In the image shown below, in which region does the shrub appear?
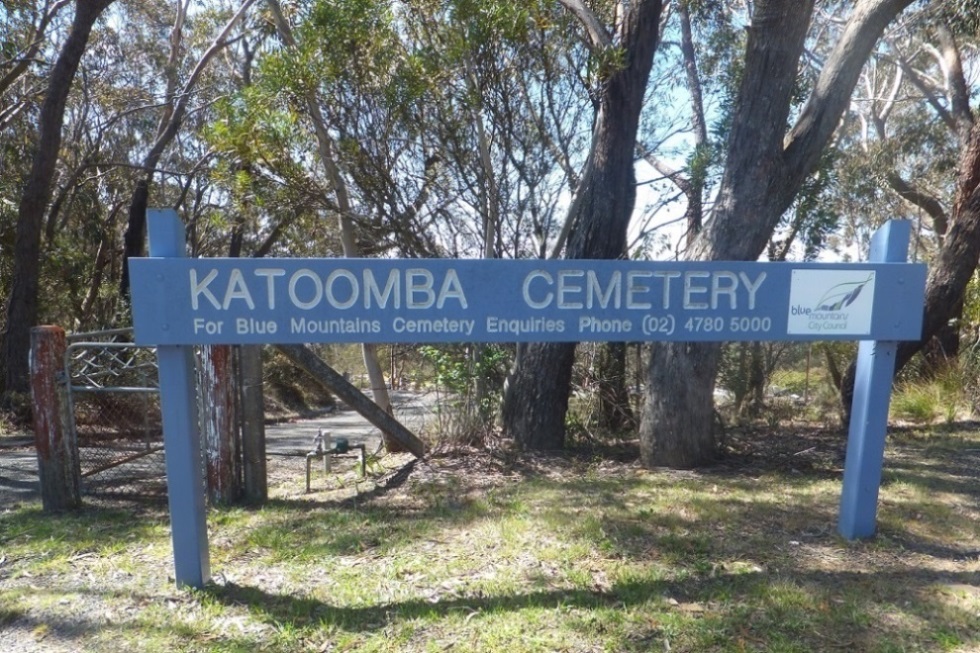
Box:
[890,383,941,424]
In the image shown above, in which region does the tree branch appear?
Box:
[557,0,612,52]
[885,173,948,235]
[891,51,958,134]
[783,0,917,182]
[0,0,72,97]
[935,24,974,138]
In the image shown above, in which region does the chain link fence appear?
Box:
[65,329,166,497]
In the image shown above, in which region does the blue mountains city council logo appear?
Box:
[787,271,876,335]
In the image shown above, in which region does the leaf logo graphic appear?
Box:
[814,274,874,312]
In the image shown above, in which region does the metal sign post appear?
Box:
[132,210,925,589]
[146,210,210,588]
[838,220,911,539]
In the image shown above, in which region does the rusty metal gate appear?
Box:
[65,328,166,497]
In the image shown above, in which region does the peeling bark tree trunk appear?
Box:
[502,0,663,450]
[199,344,241,504]
[239,345,267,503]
[1,0,115,402]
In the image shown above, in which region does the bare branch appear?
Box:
[885,173,948,235]
[557,0,612,52]
[678,3,707,147]
[935,24,974,137]
[891,51,958,134]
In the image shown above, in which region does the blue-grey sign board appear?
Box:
[129,258,925,345]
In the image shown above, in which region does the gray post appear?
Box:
[838,220,910,539]
[146,209,210,588]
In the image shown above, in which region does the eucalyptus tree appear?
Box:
[502,0,666,449]
[501,0,922,461]
[638,0,919,468]
[227,0,595,444]
[2,0,139,336]
[118,0,258,298]
[1,0,116,402]
[0,0,71,129]
[834,1,980,408]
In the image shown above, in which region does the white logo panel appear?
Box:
[787,270,876,335]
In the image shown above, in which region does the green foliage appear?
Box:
[418,344,508,447]
[961,272,980,329]
[926,0,980,36]
[419,344,507,397]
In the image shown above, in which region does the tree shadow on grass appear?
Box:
[201,446,980,649]
[205,567,980,651]
[882,446,980,498]
[0,504,163,547]
[4,433,979,652]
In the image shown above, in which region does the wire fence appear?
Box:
[66,329,167,498]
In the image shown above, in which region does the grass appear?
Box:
[2,426,980,652]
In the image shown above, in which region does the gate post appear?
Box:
[199,344,240,504]
[838,220,910,539]
[29,325,81,511]
[147,209,210,588]
[240,345,267,503]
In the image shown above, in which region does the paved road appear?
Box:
[0,444,39,507]
[265,390,433,454]
[0,390,434,506]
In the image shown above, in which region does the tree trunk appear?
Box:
[641,342,720,468]
[641,0,815,467]
[119,179,150,298]
[920,301,961,377]
[198,344,241,504]
[502,0,663,450]
[502,342,577,449]
[239,345,267,503]
[1,0,114,402]
[640,0,915,468]
[745,341,766,418]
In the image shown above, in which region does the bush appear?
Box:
[890,383,941,424]
[417,344,508,449]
